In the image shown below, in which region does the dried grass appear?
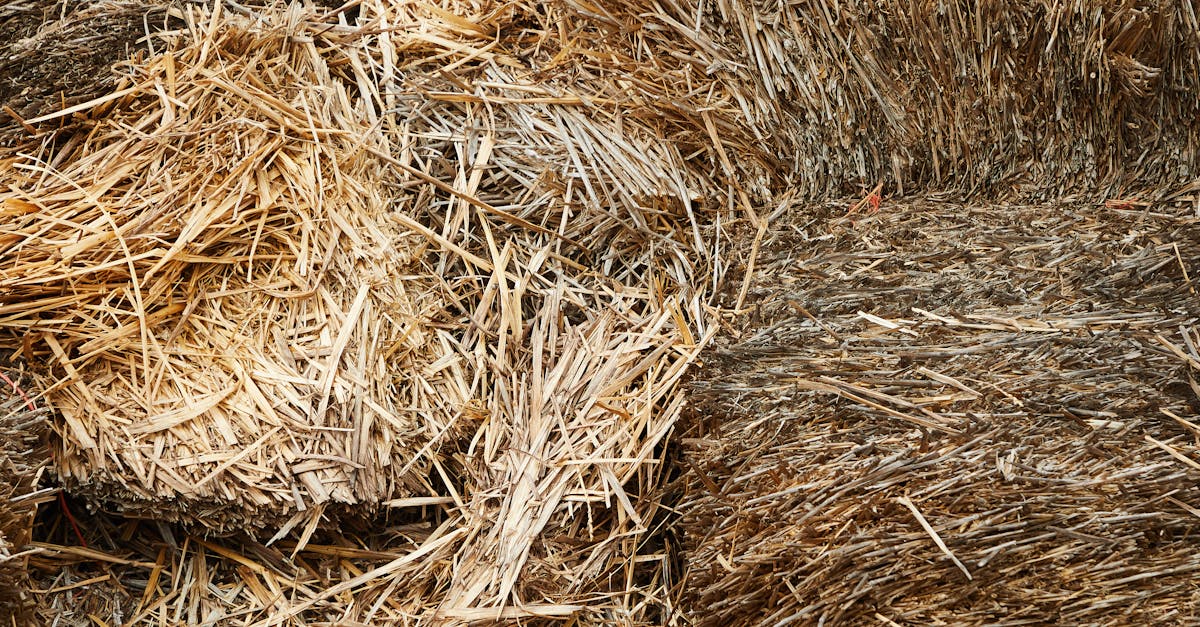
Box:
[1,4,470,531]
[2,0,1198,623]
[3,0,737,622]
[678,199,1200,625]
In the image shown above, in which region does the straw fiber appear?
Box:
[0,373,48,624]
[1,0,1199,624]
[0,6,468,531]
[2,0,733,621]
[679,199,1200,625]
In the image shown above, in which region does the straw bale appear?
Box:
[603,0,1200,199]
[678,199,1200,625]
[320,0,736,618]
[3,0,738,619]
[0,6,472,531]
[0,372,49,624]
[6,0,1199,623]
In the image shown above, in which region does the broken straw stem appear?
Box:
[897,495,972,581]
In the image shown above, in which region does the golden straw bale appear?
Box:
[0,8,466,531]
[2,0,735,619]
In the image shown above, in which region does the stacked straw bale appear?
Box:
[603,0,1200,198]
[0,375,48,624]
[678,200,1200,625]
[0,5,470,531]
[3,0,746,620]
[0,0,1197,623]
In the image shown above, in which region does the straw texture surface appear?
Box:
[608,0,1200,198]
[1,6,467,530]
[4,0,734,621]
[679,199,1200,625]
[2,0,1199,624]
[0,373,48,624]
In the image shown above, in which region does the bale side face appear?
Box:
[679,199,1200,625]
[0,14,463,532]
[0,0,169,142]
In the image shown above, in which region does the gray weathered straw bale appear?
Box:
[611,0,1200,198]
[679,199,1200,625]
